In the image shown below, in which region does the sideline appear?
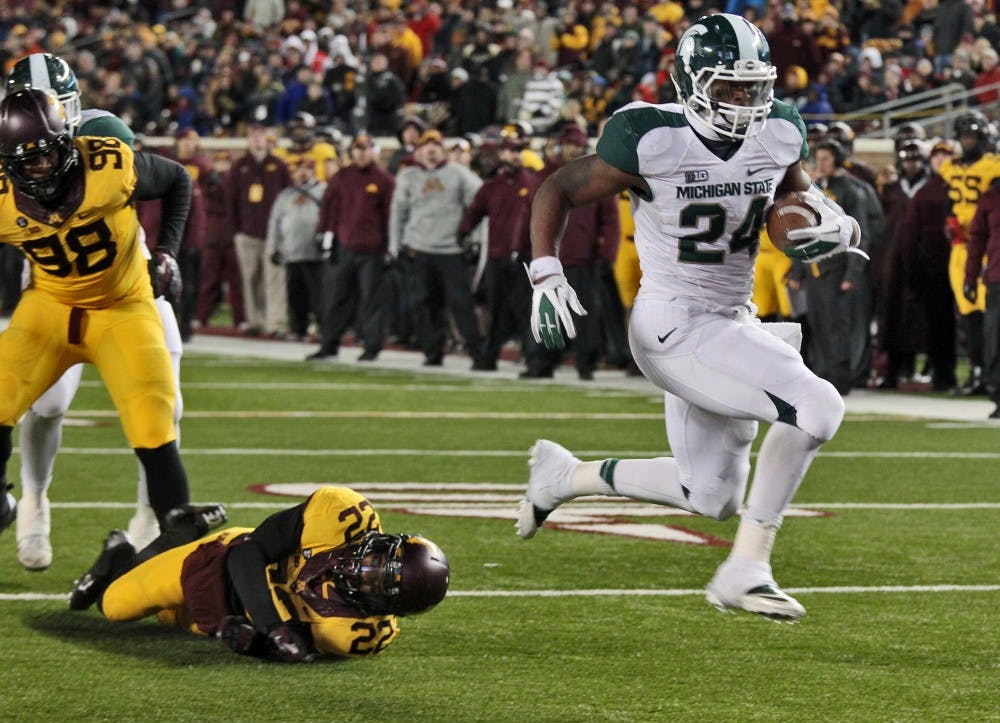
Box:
[183,333,998,422]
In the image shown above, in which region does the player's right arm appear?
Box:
[133,151,192,258]
[530,155,645,261]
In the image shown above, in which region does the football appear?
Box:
[766,191,821,252]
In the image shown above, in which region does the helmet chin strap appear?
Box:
[683,103,727,142]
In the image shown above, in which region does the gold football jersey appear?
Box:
[0,136,147,308]
[266,486,400,657]
[939,152,1000,228]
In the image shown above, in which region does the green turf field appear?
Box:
[2,354,997,721]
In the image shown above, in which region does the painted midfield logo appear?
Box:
[254,482,831,546]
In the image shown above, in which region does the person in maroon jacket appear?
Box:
[523,124,619,380]
[229,124,292,337]
[456,135,536,371]
[899,140,958,393]
[307,134,396,361]
[965,175,1000,417]
[196,151,246,330]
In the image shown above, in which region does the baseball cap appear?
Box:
[417,129,444,146]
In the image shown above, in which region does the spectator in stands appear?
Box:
[972,47,1000,105]
[310,134,395,362]
[363,52,406,137]
[266,159,326,342]
[450,66,498,136]
[323,35,359,131]
[497,49,533,124]
[389,129,487,369]
[196,151,245,331]
[767,3,823,80]
[229,124,292,338]
[388,116,425,175]
[519,59,565,134]
[933,0,975,74]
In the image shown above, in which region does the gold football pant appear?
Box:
[949,243,986,315]
[101,528,250,629]
[613,240,641,309]
[753,250,793,318]
[0,286,176,448]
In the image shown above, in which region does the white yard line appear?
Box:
[36,447,1000,459]
[4,584,997,603]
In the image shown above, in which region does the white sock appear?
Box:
[575,457,697,512]
[730,519,779,564]
[744,422,821,525]
[18,411,62,502]
[570,461,615,496]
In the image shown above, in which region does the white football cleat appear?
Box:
[516,440,579,539]
[16,494,52,571]
[705,557,805,622]
[126,504,161,551]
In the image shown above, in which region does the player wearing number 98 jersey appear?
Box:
[72,486,450,662]
[0,88,193,550]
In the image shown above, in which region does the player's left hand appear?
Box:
[963,281,978,303]
[526,256,587,350]
[785,190,866,263]
[266,623,316,663]
[148,248,182,303]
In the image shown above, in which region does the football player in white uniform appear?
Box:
[517,14,863,621]
[5,53,184,569]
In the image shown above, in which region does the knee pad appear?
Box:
[794,376,845,443]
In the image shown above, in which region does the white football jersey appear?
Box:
[596,100,807,308]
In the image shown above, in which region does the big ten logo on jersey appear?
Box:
[254,482,833,547]
[685,170,709,183]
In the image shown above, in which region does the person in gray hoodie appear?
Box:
[266,159,326,340]
[389,129,488,368]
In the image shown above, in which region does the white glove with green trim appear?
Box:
[784,189,866,263]
[526,256,587,350]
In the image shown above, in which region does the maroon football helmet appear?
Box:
[303,531,450,617]
[0,88,78,202]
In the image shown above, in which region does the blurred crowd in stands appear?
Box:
[4,0,1000,139]
[2,0,1000,414]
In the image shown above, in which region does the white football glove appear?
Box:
[526,256,587,349]
[784,189,866,263]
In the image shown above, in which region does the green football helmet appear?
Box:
[671,14,776,140]
[5,53,82,133]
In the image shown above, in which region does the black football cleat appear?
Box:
[163,504,228,537]
[69,530,135,611]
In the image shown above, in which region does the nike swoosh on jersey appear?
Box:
[657,329,677,343]
[746,167,768,176]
